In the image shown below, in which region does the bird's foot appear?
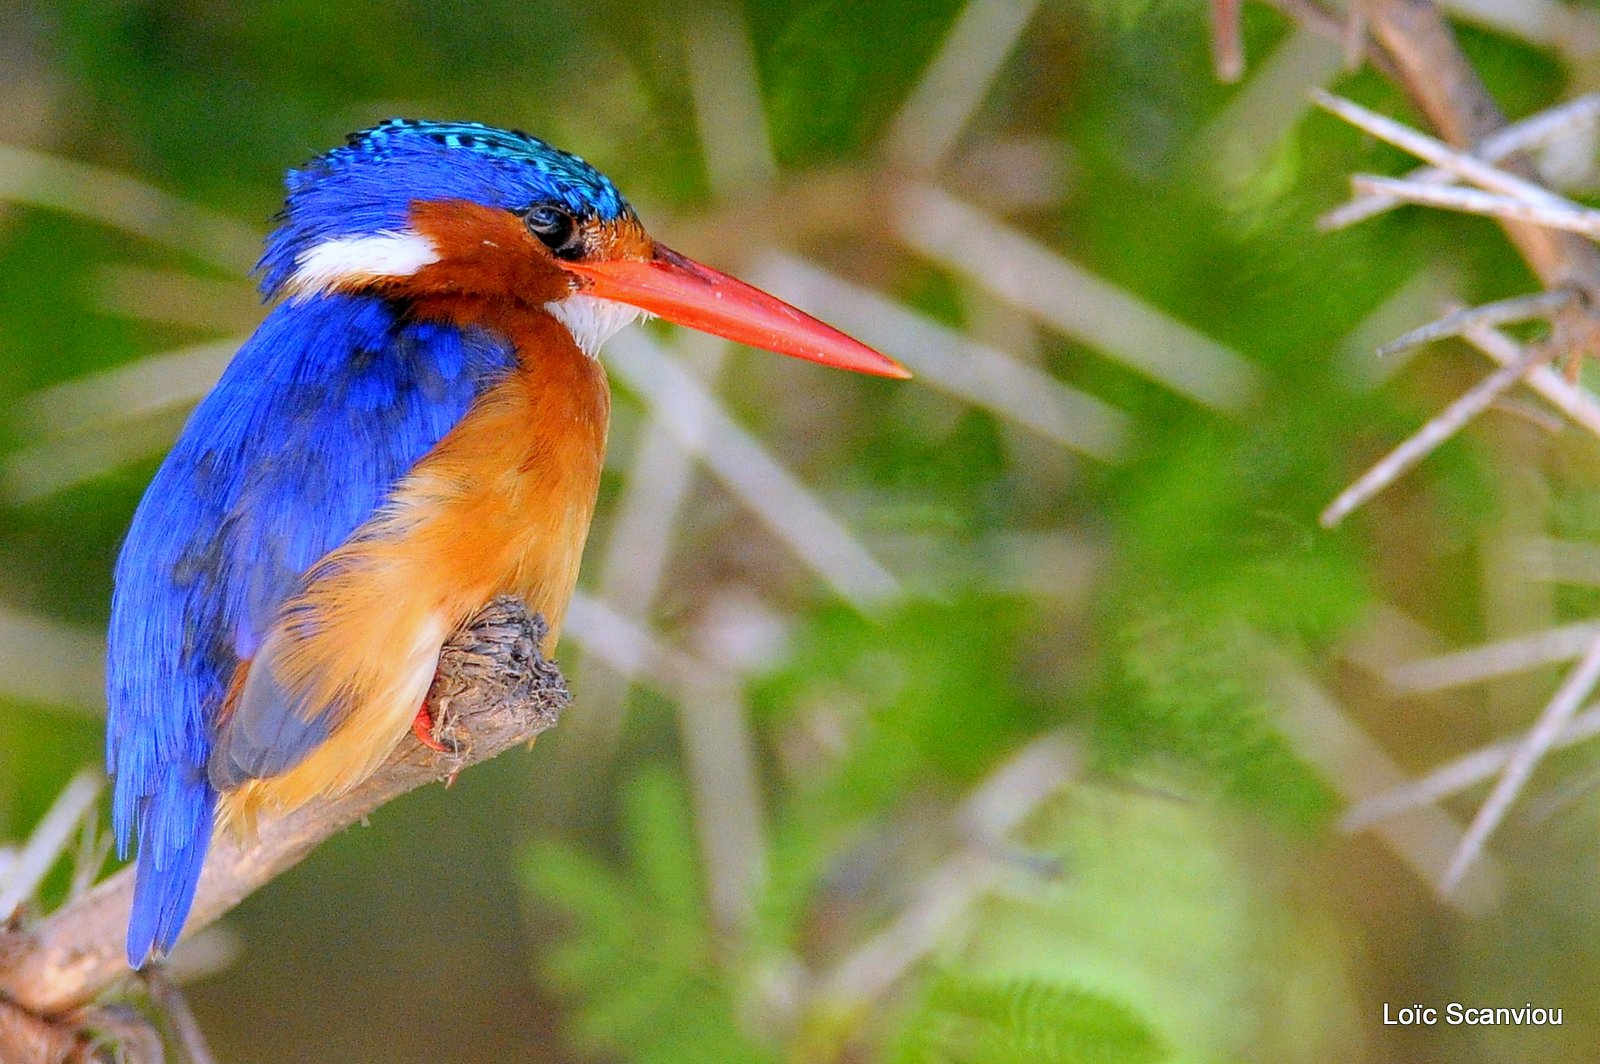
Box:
[411,703,452,752]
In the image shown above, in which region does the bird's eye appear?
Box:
[524,206,583,259]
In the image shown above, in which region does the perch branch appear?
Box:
[0,597,568,1034]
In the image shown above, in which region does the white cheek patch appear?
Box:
[545,294,644,358]
[285,230,441,297]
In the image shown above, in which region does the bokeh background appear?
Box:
[3,0,1600,1061]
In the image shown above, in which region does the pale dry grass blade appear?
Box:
[1442,631,1600,892]
[683,4,776,196]
[564,4,776,760]
[1384,620,1600,695]
[0,606,106,713]
[4,406,192,503]
[1267,662,1500,911]
[604,330,902,609]
[756,254,1130,460]
[1342,702,1600,830]
[1319,339,1549,527]
[565,588,770,938]
[893,183,1260,412]
[19,338,237,441]
[0,770,101,922]
[564,592,715,702]
[1439,0,1600,57]
[6,339,238,502]
[1323,94,1600,229]
[1202,29,1344,179]
[1351,175,1600,239]
[1517,537,1600,586]
[820,734,1080,1004]
[94,264,258,333]
[883,0,1043,172]
[0,143,257,272]
[566,340,724,755]
[675,676,768,938]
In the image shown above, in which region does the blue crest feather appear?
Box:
[258,118,632,297]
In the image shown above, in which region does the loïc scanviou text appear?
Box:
[1383,1003,1562,1026]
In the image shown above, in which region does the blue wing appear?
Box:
[106,292,514,965]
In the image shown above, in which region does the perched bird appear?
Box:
[106,119,907,967]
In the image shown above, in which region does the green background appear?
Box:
[2,1,1598,1061]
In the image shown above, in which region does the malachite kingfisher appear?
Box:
[106,119,908,968]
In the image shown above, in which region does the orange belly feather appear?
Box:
[219,306,608,829]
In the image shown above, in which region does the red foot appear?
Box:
[412,703,450,752]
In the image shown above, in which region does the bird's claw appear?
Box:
[411,703,453,753]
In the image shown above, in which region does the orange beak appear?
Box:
[561,244,911,379]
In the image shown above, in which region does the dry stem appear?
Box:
[0,597,568,1049]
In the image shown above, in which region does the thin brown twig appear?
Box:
[145,971,216,1064]
[1342,698,1600,830]
[1462,324,1600,441]
[1211,0,1246,81]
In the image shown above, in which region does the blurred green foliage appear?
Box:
[4,0,1600,1061]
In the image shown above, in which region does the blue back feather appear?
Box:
[107,292,515,964]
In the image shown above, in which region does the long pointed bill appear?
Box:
[562,244,911,379]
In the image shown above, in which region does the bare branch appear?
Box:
[1319,338,1550,526]
[0,597,568,1020]
[1322,93,1600,230]
[1442,630,1600,892]
[1314,90,1577,210]
[1267,659,1501,911]
[1361,0,1600,292]
[1462,324,1600,440]
[1342,700,1600,830]
[1375,290,1573,357]
[0,772,102,924]
[1350,174,1600,238]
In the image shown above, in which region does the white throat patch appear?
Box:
[546,294,643,358]
[285,230,441,297]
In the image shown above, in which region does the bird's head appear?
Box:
[258,118,908,378]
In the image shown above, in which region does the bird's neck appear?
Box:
[401,291,611,638]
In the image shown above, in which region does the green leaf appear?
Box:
[899,974,1167,1064]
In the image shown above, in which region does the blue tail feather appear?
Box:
[125,773,217,969]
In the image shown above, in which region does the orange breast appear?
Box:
[219,307,609,826]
